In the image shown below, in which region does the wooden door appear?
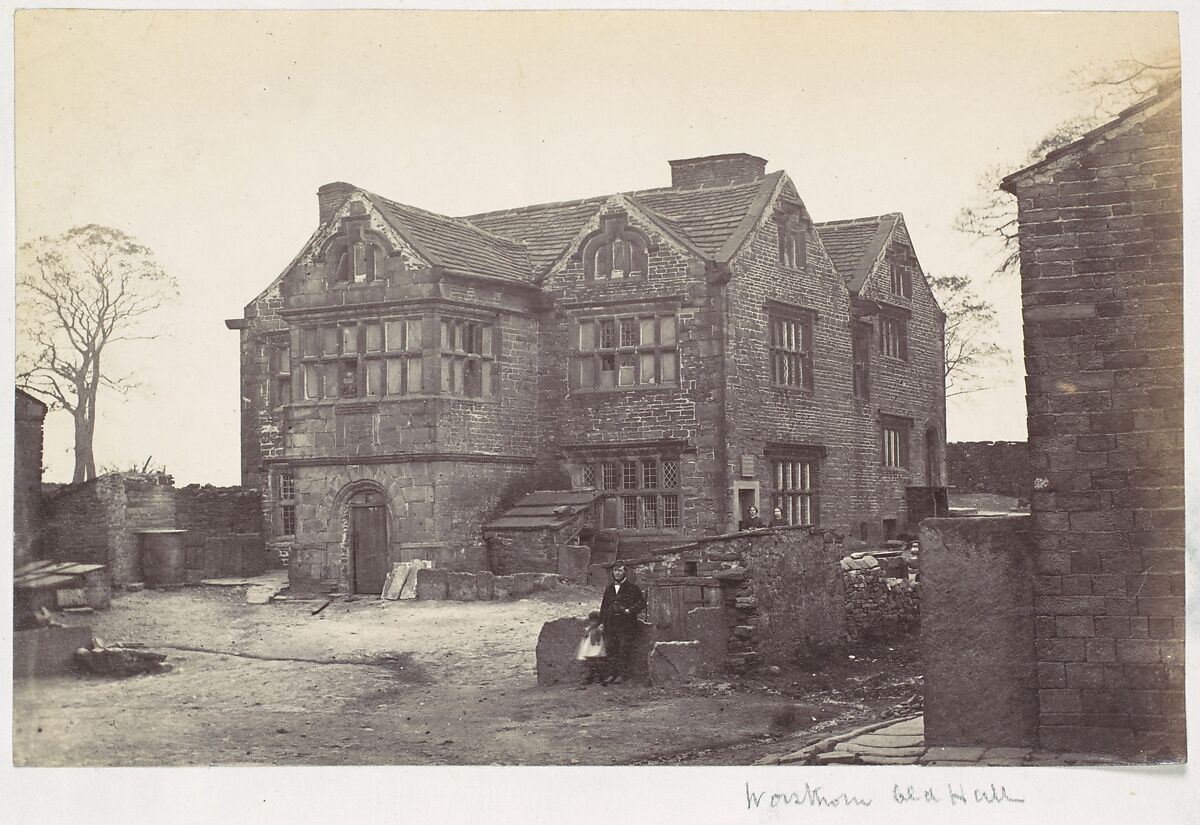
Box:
[351,505,388,595]
[649,578,724,641]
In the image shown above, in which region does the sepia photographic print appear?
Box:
[5,4,1194,823]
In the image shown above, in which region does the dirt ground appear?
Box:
[12,581,921,766]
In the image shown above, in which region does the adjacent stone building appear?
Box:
[1000,81,1184,758]
[14,388,49,568]
[230,153,946,593]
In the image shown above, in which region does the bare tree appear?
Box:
[930,273,1006,398]
[16,225,178,482]
[955,56,1180,279]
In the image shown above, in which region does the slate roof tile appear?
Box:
[815,214,900,293]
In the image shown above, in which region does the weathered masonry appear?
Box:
[229,153,946,593]
[1001,81,1184,758]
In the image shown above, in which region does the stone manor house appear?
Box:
[228,153,946,593]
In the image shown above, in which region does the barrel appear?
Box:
[137,529,188,588]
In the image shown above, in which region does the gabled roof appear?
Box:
[367,193,535,284]
[462,171,783,277]
[1000,78,1181,193]
[16,387,48,413]
[484,489,604,531]
[814,213,901,293]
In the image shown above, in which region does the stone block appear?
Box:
[475,570,495,601]
[535,617,587,687]
[446,572,479,601]
[492,574,515,600]
[535,573,560,591]
[557,544,591,584]
[14,625,94,679]
[508,572,542,598]
[685,606,727,675]
[398,560,431,600]
[414,568,448,600]
[647,640,700,684]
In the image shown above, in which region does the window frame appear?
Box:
[852,320,871,400]
[572,312,679,392]
[770,455,819,527]
[575,453,682,532]
[439,317,497,399]
[768,311,815,390]
[879,313,909,361]
[277,469,297,537]
[880,416,912,469]
[297,316,426,401]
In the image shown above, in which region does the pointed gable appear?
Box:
[814,213,900,294]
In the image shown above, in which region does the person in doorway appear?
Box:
[739,505,766,531]
[598,563,646,685]
[576,611,607,685]
[769,506,787,528]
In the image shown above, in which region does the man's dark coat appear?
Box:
[600,577,647,627]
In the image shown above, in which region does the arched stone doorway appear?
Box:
[336,483,392,595]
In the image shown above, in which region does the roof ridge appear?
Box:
[463,176,769,222]
[814,213,897,227]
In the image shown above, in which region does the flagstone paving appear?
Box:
[755,715,1146,767]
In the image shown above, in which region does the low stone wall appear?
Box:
[842,557,919,642]
[413,568,561,601]
[625,526,845,672]
[919,515,1037,749]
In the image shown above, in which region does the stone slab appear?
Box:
[816,751,859,763]
[839,742,926,758]
[446,571,479,601]
[919,517,1038,749]
[882,717,925,736]
[14,625,94,678]
[923,746,985,762]
[557,544,591,585]
[647,640,701,684]
[414,568,447,600]
[381,563,410,600]
[850,732,925,749]
[535,617,586,687]
[587,563,610,590]
[983,747,1033,760]
[685,606,727,676]
[398,560,431,600]
[860,754,922,765]
[922,760,984,767]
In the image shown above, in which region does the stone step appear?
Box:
[849,732,924,748]
[860,754,922,765]
[839,742,926,758]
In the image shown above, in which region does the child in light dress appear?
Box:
[576,610,607,685]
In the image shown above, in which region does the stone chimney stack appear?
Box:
[668,153,767,189]
[318,182,357,224]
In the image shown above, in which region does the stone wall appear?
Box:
[919,516,1038,749]
[42,474,264,586]
[1003,86,1184,758]
[625,526,845,672]
[176,485,263,538]
[14,390,47,568]
[43,476,133,582]
[946,441,1030,500]
[842,557,919,642]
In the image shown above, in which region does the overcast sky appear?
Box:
[13,9,1181,485]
